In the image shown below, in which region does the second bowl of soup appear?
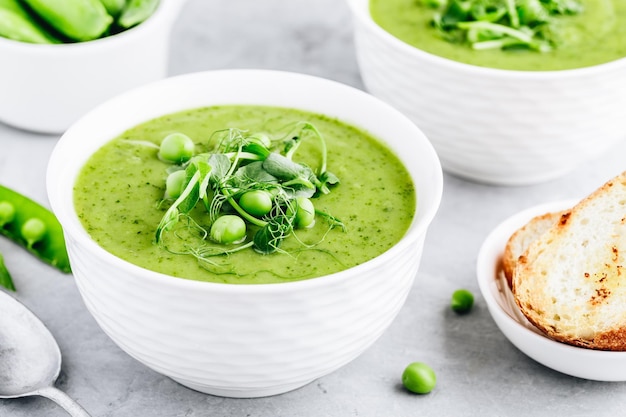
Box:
[346,0,626,185]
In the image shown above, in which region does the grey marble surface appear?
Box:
[2,0,626,416]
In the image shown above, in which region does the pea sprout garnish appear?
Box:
[153,122,345,272]
[425,0,583,52]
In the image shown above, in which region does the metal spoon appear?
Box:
[0,290,91,416]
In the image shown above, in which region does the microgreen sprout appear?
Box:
[154,123,345,273]
[427,0,583,52]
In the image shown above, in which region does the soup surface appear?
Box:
[74,105,416,284]
[370,0,626,71]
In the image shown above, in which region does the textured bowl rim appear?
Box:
[476,199,626,364]
[47,69,443,294]
[346,0,626,79]
[0,0,183,54]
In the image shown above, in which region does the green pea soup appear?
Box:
[370,0,626,71]
[73,105,416,284]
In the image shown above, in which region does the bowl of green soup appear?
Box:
[0,0,185,134]
[46,69,443,397]
[346,0,626,185]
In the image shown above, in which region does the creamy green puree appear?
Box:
[370,0,626,71]
[74,105,416,284]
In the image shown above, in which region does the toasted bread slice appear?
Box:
[502,210,565,289]
[512,171,626,351]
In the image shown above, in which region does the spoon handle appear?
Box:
[35,386,92,417]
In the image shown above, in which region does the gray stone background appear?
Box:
[1,0,626,415]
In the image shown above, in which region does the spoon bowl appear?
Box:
[0,290,91,416]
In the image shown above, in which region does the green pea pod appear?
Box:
[0,0,59,43]
[0,252,16,291]
[100,0,126,18]
[0,185,71,274]
[117,0,159,29]
[22,0,113,41]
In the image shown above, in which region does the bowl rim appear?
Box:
[476,199,626,359]
[0,0,182,53]
[345,0,626,79]
[47,69,444,294]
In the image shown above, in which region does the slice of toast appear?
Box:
[512,171,626,350]
[502,210,565,289]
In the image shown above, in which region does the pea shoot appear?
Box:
[427,0,584,52]
[402,362,437,394]
[451,289,474,314]
[0,185,71,291]
[154,123,346,272]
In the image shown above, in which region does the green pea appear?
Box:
[239,190,273,217]
[21,218,46,248]
[22,0,112,41]
[159,133,195,164]
[402,362,436,394]
[210,215,246,244]
[451,289,474,314]
[291,197,315,229]
[165,170,187,199]
[0,185,70,273]
[0,201,16,227]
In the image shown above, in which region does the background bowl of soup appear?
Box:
[345,0,626,185]
[46,69,443,398]
[0,0,186,134]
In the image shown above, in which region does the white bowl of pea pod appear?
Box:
[0,0,186,134]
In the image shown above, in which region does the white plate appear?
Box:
[477,199,626,381]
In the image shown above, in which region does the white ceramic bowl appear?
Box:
[46,70,443,397]
[0,0,185,134]
[345,0,626,185]
[477,200,626,381]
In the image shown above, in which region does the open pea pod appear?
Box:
[0,185,71,274]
